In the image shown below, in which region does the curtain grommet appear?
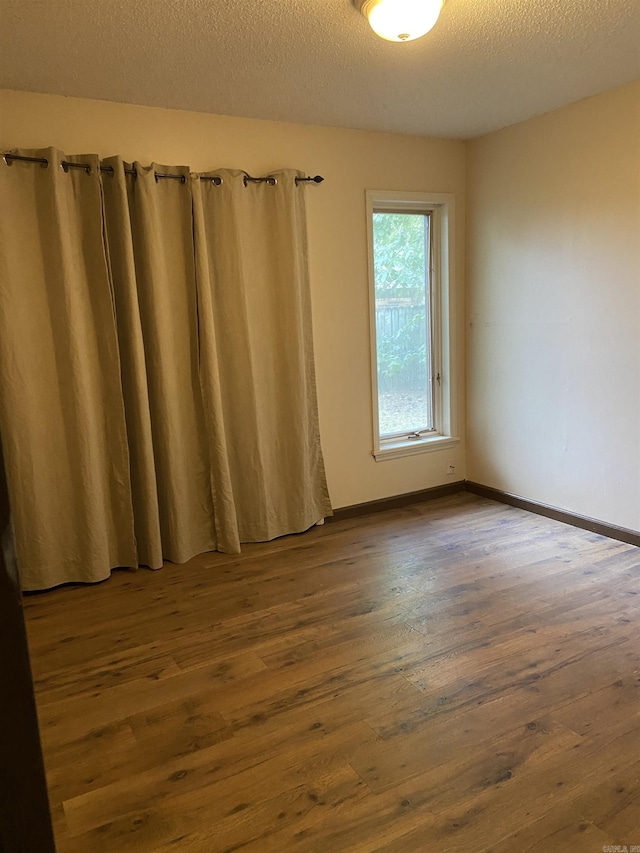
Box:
[61,161,91,175]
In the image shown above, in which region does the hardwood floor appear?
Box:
[23,493,640,852]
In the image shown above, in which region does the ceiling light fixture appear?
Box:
[355,0,444,43]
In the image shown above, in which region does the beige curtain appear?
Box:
[101,158,219,567]
[192,170,331,542]
[0,150,137,589]
[0,148,331,590]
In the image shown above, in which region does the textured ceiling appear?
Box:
[0,0,638,139]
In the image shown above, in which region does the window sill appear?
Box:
[373,435,460,462]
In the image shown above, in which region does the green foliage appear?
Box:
[376,307,427,389]
[373,213,427,300]
[373,213,429,390]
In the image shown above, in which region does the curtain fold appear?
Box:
[192,170,332,543]
[190,175,241,554]
[102,158,218,566]
[0,150,137,589]
[0,150,331,590]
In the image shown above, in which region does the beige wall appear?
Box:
[467,81,640,531]
[0,89,466,510]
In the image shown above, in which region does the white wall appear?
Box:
[0,89,466,510]
[467,82,640,531]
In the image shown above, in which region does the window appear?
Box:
[366,191,459,460]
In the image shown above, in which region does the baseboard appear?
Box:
[327,478,640,547]
[327,481,466,522]
[465,481,640,547]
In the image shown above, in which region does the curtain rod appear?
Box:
[2,153,324,186]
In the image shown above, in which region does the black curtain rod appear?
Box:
[2,153,324,186]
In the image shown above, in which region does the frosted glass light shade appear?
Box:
[361,0,444,42]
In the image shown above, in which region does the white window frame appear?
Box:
[366,190,459,461]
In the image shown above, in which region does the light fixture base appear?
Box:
[354,0,444,43]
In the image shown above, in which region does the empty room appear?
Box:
[0,0,639,851]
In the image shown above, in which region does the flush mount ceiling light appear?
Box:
[355,0,444,42]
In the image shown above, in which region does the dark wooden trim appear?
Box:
[0,439,57,853]
[465,481,640,547]
[327,481,466,522]
[328,479,640,547]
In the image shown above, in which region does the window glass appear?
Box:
[372,212,432,439]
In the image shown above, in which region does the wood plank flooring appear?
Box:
[23,493,640,852]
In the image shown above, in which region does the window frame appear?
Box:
[366,190,459,462]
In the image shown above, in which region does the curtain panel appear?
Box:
[0,148,331,590]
